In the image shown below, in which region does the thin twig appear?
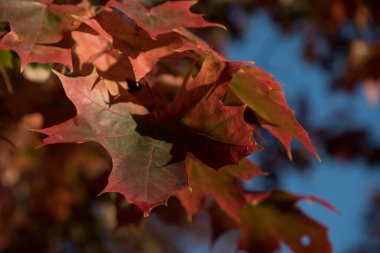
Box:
[0,66,13,94]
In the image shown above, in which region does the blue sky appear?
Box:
[226,9,380,253]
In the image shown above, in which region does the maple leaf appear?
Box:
[240,190,337,253]
[176,153,266,222]
[37,71,187,212]
[230,66,320,160]
[166,53,259,169]
[106,0,225,39]
[0,1,86,68]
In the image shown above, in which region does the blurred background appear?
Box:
[1,0,380,252]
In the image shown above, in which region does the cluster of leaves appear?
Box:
[0,0,337,252]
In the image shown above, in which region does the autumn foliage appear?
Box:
[0,0,337,252]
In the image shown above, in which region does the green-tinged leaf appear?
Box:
[37,71,187,211]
